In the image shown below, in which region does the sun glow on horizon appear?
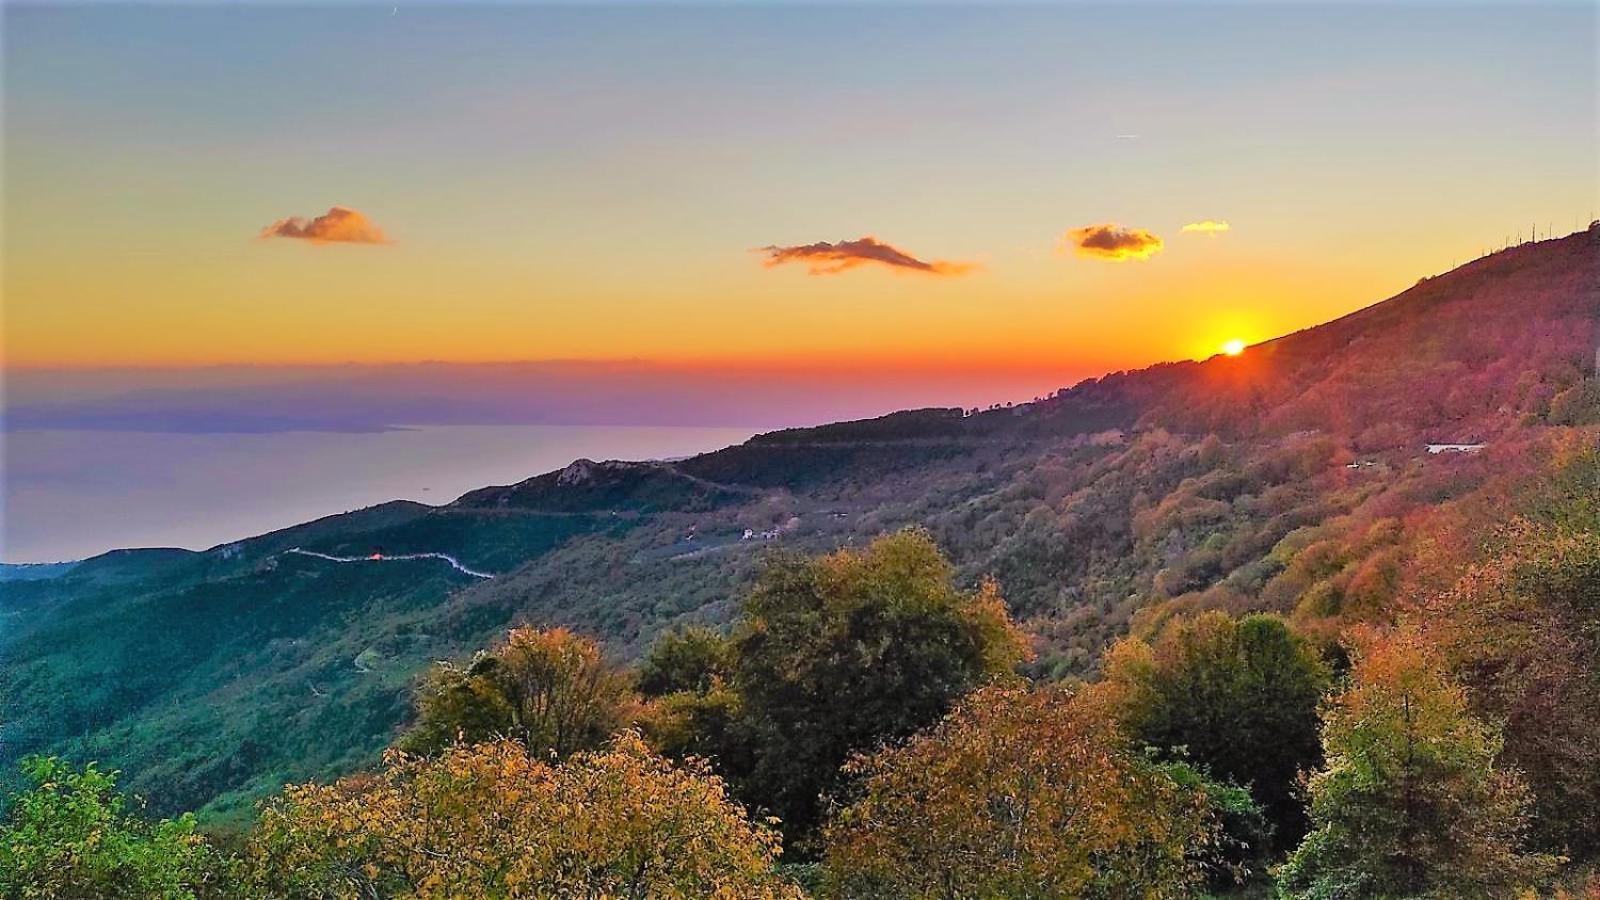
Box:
[3,5,1589,376]
[1222,339,1246,357]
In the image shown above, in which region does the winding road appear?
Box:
[284,547,495,579]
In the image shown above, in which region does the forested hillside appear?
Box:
[2,226,1595,831]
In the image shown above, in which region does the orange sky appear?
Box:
[3,4,1595,375]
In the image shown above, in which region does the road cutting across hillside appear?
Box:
[285,547,494,579]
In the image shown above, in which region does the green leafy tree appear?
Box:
[401,626,638,758]
[1099,611,1329,846]
[637,630,751,790]
[643,679,755,780]
[1277,630,1560,899]
[1157,759,1275,891]
[822,684,1222,898]
[637,625,732,697]
[0,757,224,899]
[729,528,1029,844]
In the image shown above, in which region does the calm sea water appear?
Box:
[1,425,758,563]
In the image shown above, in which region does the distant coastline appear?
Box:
[0,560,79,580]
[2,424,759,564]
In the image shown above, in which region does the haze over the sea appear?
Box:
[2,424,762,563]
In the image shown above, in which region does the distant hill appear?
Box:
[0,562,80,583]
[3,227,1595,820]
[454,457,754,513]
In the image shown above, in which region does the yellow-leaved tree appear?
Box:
[822,684,1218,898]
[402,625,638,759]
[1276,629,1560,898]
[243,733,802,899]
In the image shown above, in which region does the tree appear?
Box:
[1546,379,1600,425]
[1156,758,1275,891]
[0,757,224,899]
[1277,630,1559,899]
[1414,523,1600,857]
[642,678,755,783]
[244,733,802,899]
[637,625,732,697]
[402,626,637,758]
[1098,611,1330,847]
[637,630,750,793]
[729,529,1029,844]
[822,685,1221,898]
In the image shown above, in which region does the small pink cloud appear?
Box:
[260,206,389,244]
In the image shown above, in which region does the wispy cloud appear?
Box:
[259,206,389,244]
[758,236,975,276]
[1064,224,1164,261]
[1181,220,1231,235]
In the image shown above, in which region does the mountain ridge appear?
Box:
[31,226,1595,570]
[3,227,1595,819]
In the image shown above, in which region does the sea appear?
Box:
[1,425,758,564]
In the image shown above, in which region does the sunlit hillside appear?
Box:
[3,228,1594,835]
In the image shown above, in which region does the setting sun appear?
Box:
[1222,339,1246,356]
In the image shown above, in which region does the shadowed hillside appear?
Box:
[3,227,1595,819]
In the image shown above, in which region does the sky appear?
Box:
[3,1,1597,379]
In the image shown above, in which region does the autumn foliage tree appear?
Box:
[1277,630,1559,898]
[1413,523,1600,856]
[402,626,637,759]
[822,684,1220,898]
[244,733,801,899]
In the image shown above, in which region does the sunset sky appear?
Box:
[4,2,1596,375]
